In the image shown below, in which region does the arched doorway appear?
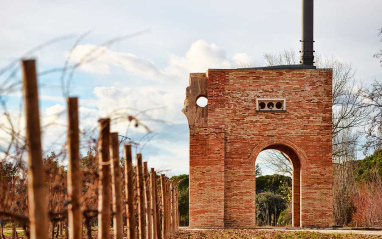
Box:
[252,144,302,227]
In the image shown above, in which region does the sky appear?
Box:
[0,0,381,176]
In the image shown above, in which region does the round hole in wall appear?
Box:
[196,96,208,107]
[267,102,274,109]
[276,102,283,109]
[259,102,266,109]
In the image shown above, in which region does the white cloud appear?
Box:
[145,140,189,176]
[93,86,185,133]
[69,39,245,84]
[69,44,162,77]
[165,40,231,77]
[232,53,253,67]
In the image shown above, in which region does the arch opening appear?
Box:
[254,145,301,227]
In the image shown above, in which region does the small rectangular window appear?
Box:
[256,99,286,112]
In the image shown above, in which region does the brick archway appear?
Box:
[183,68,333,228]
[251,140,305,227]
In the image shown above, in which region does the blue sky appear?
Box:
[0,0,381,176]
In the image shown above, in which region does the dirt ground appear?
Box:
[3,227,382,238]
[175,228,382,239]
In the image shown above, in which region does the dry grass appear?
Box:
[174,229,382,239]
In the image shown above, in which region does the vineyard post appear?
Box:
[167,180,171,238]
[170,183,174,236]
[22,59,49,239]
[110,133,124,239]
[168,179,173,237]
[150,169,158,239]
[59,222,63,236]
[12,224,17,239]
[143,162,153,239]
[171,183,176,234]
[124,145,136,239]
[98,118,111,239]
[175,185,179,232]
[155,173,161,239]
[160,175,166,239]
[67,97,82,239]
[137,154,146,239]
[134,165,138,234]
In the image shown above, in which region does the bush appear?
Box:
[277,208,292,226]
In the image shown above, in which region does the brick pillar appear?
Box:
[292,167,301,227]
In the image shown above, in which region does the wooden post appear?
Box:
[150,169,158,239]
[67,97,82,239]
[22,59,49,239]
[174,185,178,233]
[110,133,123,239]
[155,173,161,239]
[176,186,179,232]
[166,180,171,238]
[59,222,63,236]
[160,175,166,239]
[175,185,178,233]
[136,154,146,239]
[12,223,17,239]
[167,179,171,238]
[143,162,152,239]
[170,183,174,237]
[98,118,111,239]
[167,181,172,237]
[134,165,138,236]
[124,145,136,239]
[65,223,69,239]
[171,183,176,235]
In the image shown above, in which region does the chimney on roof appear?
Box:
[300,0,314,66]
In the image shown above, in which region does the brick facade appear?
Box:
[182,68,333,228]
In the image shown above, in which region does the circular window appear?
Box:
[267,102,274,109]
[196,96,208,107]
[276,102,283,109]
[259,102,266,109]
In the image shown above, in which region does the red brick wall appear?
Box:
[183,68,333,228]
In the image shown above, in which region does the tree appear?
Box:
[256,174,291,196]
[80,149,99,216]
[354,149,382,183]
[263,49,298,66]
[255,164,262,177]
[259,150,292,177]
[256,192,287,226]
[350,149,382,227]
[255,174,292,227]
[347,30,382,226]
[0,161,28,234]
[363,81,382,152]
[171,174,189,226]
[43,152,68,237]
[374,28,382,66]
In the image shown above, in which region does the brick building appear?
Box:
[182,66,333,228]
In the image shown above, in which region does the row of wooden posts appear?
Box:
[22,59,179,239]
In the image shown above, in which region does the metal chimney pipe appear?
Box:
[300,0,314,66]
